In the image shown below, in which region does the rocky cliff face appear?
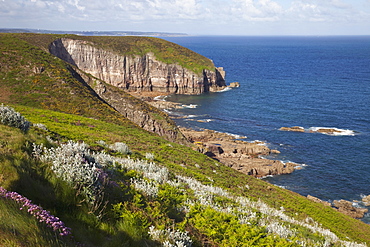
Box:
[49,38,226,95]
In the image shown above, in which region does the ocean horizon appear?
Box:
[161,35,370,223]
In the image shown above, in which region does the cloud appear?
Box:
[0,0,369,34]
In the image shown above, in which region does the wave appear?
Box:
[309,127,356,136]
[280,126,356,136]
[197,119,213,123]
[181,104,198,109]
[216,87,232,93]
[153,95,168,101]
[214,130,247,139]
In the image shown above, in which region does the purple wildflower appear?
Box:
[0,186,72,236]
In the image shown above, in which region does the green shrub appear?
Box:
[0,104,31,132]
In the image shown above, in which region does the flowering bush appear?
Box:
[109,142,131,155]
[0,104,31,132]
[145,152,155,160]
[33,141,102,205]
[0,187,71,236]
[130,178,158,198]
[148,225,192,247]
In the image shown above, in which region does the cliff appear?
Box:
[49,38,226,95]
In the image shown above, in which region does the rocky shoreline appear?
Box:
[179,127,300,178]
[134,91,369,220]
[135,91,301,178]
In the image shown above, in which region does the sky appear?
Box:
[1,0,370,35]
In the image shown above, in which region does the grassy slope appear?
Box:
[1,33,370,246]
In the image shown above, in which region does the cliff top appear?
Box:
[9,33,215,75]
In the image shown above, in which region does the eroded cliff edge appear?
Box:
[49,38,226,95]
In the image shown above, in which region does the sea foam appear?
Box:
[216,87,232,93]
[309,127,356,136]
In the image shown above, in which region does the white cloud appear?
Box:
[0,0,369,35]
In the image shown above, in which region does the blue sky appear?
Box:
[1,0,369,35]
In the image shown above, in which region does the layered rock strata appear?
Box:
[49,38,226,95]
[180,128,298,178]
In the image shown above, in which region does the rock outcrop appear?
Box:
[279,126,305,132]
[229,82,240,88]
[180,128,299,178]
[49,38,226,95]
[362,195,370,206]
[333,200,368,219]
[307,196,369,219]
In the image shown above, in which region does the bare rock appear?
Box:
[362,195,370,206]
[229,82,240,88]
[180,127,298,178]
[333,200,368,219]
[310,128,341,135]
[279,126,305,132]
[307,195,331,207]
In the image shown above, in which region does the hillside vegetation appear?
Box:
[1,33,370,246]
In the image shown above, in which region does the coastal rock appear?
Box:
[180,127,299,178]
[279,126,305,132]
[229,82,240,88]
[49,38,226,95]
[309,128,341,135]
[307,195,331,207]
[362,195,370,206]
[228,159,297,178]
[333,200,368,219]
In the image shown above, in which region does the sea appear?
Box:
[160,36,370,223]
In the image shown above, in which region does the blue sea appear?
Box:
[161,36,370,223]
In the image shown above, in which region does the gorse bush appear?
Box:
[0,104,31,132]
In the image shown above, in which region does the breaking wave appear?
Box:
[309,127,356,136]
[216,87,232,93]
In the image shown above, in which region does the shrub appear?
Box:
[0,104,31,132]
[33,141,102,205]
[148,225,192,247]
[146,152,155,161]
[109,142,131,155]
